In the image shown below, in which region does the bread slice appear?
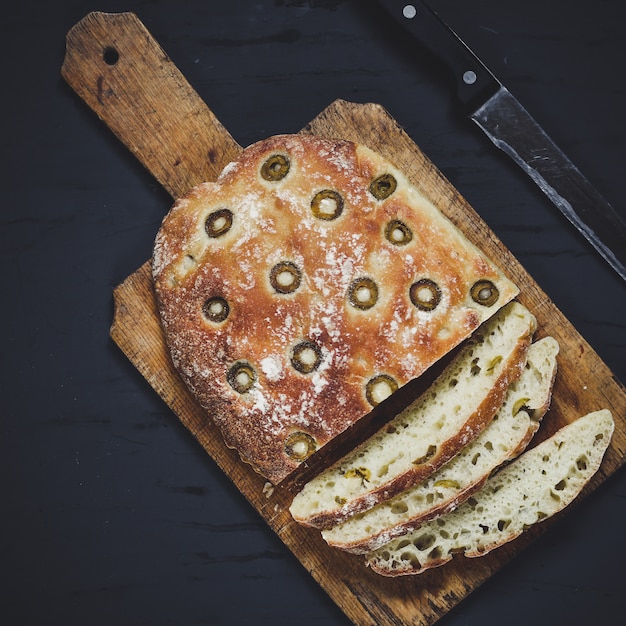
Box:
[289,301,537,527]
[366,409,615,576]
[152,134,518,483]
[322,336,559,553]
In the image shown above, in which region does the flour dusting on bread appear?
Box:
[152,134,518,483]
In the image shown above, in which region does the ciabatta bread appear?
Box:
[322,336,559,553]
[152,134,518,483]
[289,301,536,527]
[366,409,614,576]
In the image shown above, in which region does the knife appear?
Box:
[375,0,626,282]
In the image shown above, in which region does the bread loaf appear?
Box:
[322,336,559,553]
[152,134,518,483]
[366,409,614,576]
[289,301,536,527]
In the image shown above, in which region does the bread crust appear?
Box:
[153,134,518,483]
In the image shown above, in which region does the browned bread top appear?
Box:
[152,134,518,483]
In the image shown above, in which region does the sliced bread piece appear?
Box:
[289,301,537,528]
[366,409,615,576]
[322,336,559,553]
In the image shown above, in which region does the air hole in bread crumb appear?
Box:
[400,552,420,567]
[428,546,443,560]
[470,358,481,376]
[390,501,409,515]
[413,533,435,551]
[576,455,589,471]
[554,479,567,491]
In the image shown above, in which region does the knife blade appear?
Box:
[375,0,626,282]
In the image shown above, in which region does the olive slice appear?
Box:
[311,189,344,220]
[261,154,290,181]
[348,277,378,310]
[227,361,256,394]
[410,278,442,311]
[284,431,317,461]
[290,340,323,374]
[202,296,230,323]
[365,374,399,407]
[205,208,233,238]
[369,173,397,200]
[470,279,499,307]
[269,262,302,294]
[384,219,413,246]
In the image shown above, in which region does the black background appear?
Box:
[2,1,626,624]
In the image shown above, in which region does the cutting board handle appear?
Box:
[61,11,242,199]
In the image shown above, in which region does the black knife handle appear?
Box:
[376,0,501,112]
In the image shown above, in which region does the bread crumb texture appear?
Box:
[366,409,614,576]
[322,336,559,553]
[152,134,518,483]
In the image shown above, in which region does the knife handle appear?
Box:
[376,0,501,111]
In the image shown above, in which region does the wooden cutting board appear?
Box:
[62,12,626,626]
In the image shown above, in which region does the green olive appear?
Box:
[205,208,233,238]
[409,278,441,311]
[365,374,398,407]
[290,340,323,374]
[369,173,397,200]
[344,467,371,482]
[227,361,256,394]
[284,431,317,461]
[470,279,499,307]
[311,189,344,220]
[348,277,379,310]
[202,296,230,323]
[413,444,437,465]
[261,154,290,181]
[384,219,413,245]
[270,262,302,294]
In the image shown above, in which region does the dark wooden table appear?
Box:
[2,1,625,624]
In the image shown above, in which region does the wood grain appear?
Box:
[64,12,626,626]
[61,11,242,198]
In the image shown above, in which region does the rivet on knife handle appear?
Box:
[376,0,626,283]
